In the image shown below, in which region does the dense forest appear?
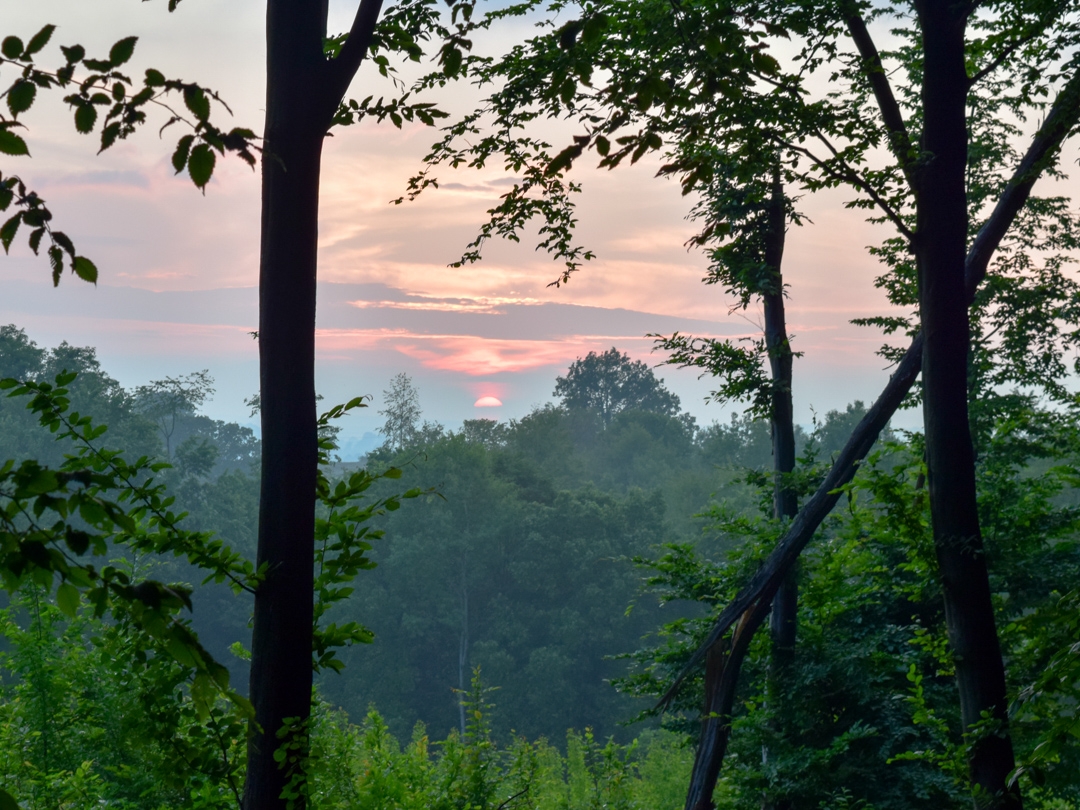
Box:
[2,325,1079,808]
[5,0,1080,807]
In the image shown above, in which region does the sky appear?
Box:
[1,0,932,457]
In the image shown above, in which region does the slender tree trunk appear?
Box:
[459,553,469,736]
[243,2,328,806]
[685,173,795,810]
[762,175,796,810]
[915,6,1020,807]
[762,173,797,659]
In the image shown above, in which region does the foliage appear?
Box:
[0,335,423,807]
[553,348,683,427]
[0,17,258,284]
[618,408,1080,807]
[308,671,693,810]
[134,370,216,460]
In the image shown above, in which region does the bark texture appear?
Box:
[244,3,327,806]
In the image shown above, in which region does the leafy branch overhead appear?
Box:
[0,23,258,285]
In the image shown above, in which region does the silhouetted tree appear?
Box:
[554,348,681,427]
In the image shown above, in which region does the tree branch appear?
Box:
[966,66,1080,283]
[844,12,916,189]
[782,138,914,242]
[659,66,1080,709]
[324,0,385,115]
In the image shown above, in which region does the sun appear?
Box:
[473,396,503,407]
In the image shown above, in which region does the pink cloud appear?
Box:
[314,327,757,376]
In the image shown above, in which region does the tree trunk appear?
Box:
[915,5,1020,807]
[685,173,796,810]
[685,600,773,810]
[762,174,795,810]
[762,173,797,658]
[243,1,329,806]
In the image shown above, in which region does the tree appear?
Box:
[406,0,1080,805]
[134,370,215,460]
[2,3,463,804]
[662,166,800,810]
[554,348,681,427]
[378,372,422,452]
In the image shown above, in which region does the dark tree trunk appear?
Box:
[762,173,797,658]
[685,174,795,810]
[761,175,795,810]
[915,5,1021,807]
[685,600,773,810]
[243,3,328,807]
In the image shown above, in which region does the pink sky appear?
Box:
[1,0,998,447]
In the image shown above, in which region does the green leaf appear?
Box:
[73,256,97,283]
[144,68,165,86]
[187,143,215,189]
[108,36,138,67]
[0,128,29,156]
[56,582,80,618]
[546,142,584,175]
[74,103,97,134]
[0,787,22,810]
[61,44,85,64]
[171,134,194,173]
[7,80,36,116]
[0,214,20,252]
[52,230,75,256]
[24,25,56,56]
[441,46,463,77]
[166,636,198,667]
[48,245,63,285]
[65,528,91,555]
[27,226,44,254]
[183,85,210,121]
[1,37,24,60]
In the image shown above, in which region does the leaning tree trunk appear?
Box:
[915,5,1021,807]
[666,66,1080,810]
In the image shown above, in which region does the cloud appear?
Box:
[53,170,151,190]
[347,294,544,314]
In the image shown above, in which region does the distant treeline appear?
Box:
[0,326,867,744]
